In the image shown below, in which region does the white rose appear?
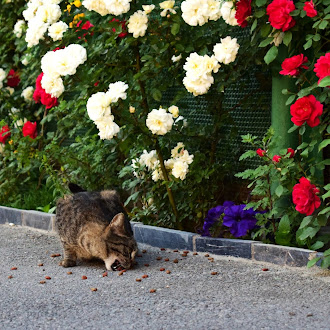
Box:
[146,108,174,135]
[181,0,209,26]
[178,150,194,164]
[65,44,87,66]
[41,74,64,98]
[95,116,120,140]
[207,0,222,21]
[82,0,110,16]
[14,118,28,129]
[22,56,30,66]
[35,4,62,24]
[0,68,6,86]
[168,105,179,118]
[107,81,128,103]
[171,54,182,62]
[183,74,213,96]
[105,0,131,16]
[41,51,60,76]
[171,142,185,158]
[142,4,155,14]
[213,36,240,64]
[48,21,68,41]
[25,18,49,47]
[140,150,158,170]
[220,1,238,26]
[21,86,34,102]
[151,166,164,182]
[86,92,112,121]
[14,20,26,38]
[171,159,189,180]
[5,87,15,95]
[128,10,148,38]
[159,0,176,17]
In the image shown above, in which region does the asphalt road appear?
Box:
[0,224,329,330]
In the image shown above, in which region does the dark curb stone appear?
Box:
[22,210,54,231]
[0,206,22,225]
[133,224,195,250]
[252,243,317,267]
[195,237,254,259]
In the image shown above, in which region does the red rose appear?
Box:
[7,69,20,88]
[235,0,251,27]
[279,54,309,77]
[272,155,281,163]
[303,1,317,18]
[266,0,296,32]
[314,53,330,85]
[292,177,320,215]
[256,148,266,157]
[33,73,58,109]
[287,148,295,158]
[111,18,128,38]
[0,125,11,144]
[290,95,323,127]
[22,121,37,139]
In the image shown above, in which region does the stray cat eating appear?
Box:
[56,183,138,271]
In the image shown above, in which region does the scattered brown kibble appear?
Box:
[8,275,13,279]
[160,248,166,251]
[38,263,43,267]
[262,268,269,272]
[156,257,162,261]
[142,274,148,279]
[102,272,108,277]
[307,313,313,317]
[182,254,187,257]
[173,249,179,252]
[142,250,147,253]
[81,275,87,280]
[45,276,51,280]
[39,280,46,284]
[144,264,149,267]
[136,278,142,282]
[289,312,296,316]
[11,267,17,270]
[166,270,171,274]
[208,258,214,262]
[211,272,218,275]
[67,271,73,275]
[160,268,165,271]
[164,258,169,262]
[50,254,61,258]
[118,271,125,276]
[183,251,189,254]
[173,259,178,263]
[204,254,209,257]
[91,288,98,292]
[193,252,198,255]
[149,289,156,293]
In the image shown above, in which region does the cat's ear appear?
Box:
[106,213,127,237]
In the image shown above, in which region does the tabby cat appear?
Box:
[56,184,138,271]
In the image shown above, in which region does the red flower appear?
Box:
[256,148,266,157]
[266,0,296,32]
[279,54,309,77]
[0,125,11,144]
[272,155,281,163]
[287,148,295,158]
[94,81,99,87]
[33,73,58,109]
[111,18,128,38]
[303,1,317,17]
[235,0,251,28]
[7,69,20,88]
[292,177,320,215]
[314,53,330,85]
[22,121,37,139]
[290,95,323,127]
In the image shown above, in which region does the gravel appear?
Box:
[1,224,329,330]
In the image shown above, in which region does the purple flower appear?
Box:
[222,204,258,237]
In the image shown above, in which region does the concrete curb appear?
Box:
[0,205,324,268]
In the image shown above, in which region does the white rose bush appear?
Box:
[1,0,328,254]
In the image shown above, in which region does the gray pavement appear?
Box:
[0,224,329,330]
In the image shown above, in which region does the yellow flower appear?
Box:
[66,4,71,13]
[73,0,82,7]
[8,139,13,145]
[70,13,85,28]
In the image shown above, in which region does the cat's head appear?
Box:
[103,213,138,271]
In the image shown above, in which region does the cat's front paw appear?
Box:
[59,259,76,267]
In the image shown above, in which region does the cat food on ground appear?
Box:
[160,248,166,251]
[144,264,149,267]
[50,254,61,258]
[39,280,46,284]
[164,258,169,262]
[166,270,171,274]
[193,252,198,255]
[136,278,142,282]
[142,250,147,253]
[262,268,269,271]
[67,271,72,275]
[182,254,187,257]
[91,288,98,292]
[156,257,162,260]
[45,276,51,280]
[118,271,125,276]
[183,251,189,254]
[204,254,209,257]
[173,259,178,263]
[211,272,218,275]
[173,249,179,252]
[160,268,165,271]
[102,272,108,277]
[149,289,156,293]
[142,274,148,279]
[8,275,13,279]
[38,263,43,266]
[10,267,17,270]
[81,275,87,280]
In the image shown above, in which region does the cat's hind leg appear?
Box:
[59,242,77,267]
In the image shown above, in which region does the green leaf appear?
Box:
[283,31,292,46]
[239,150,257,161]
[251,19,258,32]
[259,38,273,47]
[298,226,319,240]
[278,215,290,233]
[307,257,320,268]
[152,89,162,101]
[275,185,284,197]
[321,256,330,269]
[319,20,328,29]
[318,139,330,151]
[299,216,313,229]
[255,10,265,18]
[318,76,330,87]
[264,46,278,65]
[311,241,324,250]
[303,39,312,50]
[299,125,306,135]
[256,0,267,6]
[171,23,180,36]
[288,125,299,133]
[297,142,309,150]
[285,95,296,105]
[322,190,330,200]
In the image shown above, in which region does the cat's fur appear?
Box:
[56,184,138,270]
